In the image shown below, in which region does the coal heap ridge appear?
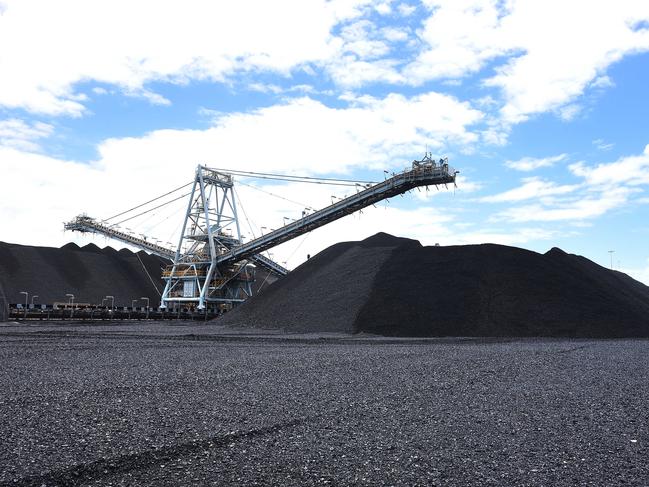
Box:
[0,241,169,318]
[220,233,649,337]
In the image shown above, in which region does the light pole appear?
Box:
[66,294,75,319]
[106,295,114,314]
[141,297,150,319]
[31,295,38,306]
[608,250,615,270]
[19,291,28,320]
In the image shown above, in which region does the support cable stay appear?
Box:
[105,181,194,221]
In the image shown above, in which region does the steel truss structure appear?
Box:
[65,154,457,312]
[160,166,254,310]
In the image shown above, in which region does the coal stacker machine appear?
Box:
[65,153,457,313]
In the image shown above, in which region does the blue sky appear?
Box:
[1,0,649,283]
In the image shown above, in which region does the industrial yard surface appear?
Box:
[1,322,648,486]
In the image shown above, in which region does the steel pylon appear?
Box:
[160,165,254,311]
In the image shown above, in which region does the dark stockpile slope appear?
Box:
[357,243,649,337]
[221,233,649,337]
[219,233,419,332]
[0,241,168,313]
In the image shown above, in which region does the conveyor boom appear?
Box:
[216,158,456,267]
[64,216,289,275]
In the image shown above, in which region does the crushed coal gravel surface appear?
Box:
[1,322,648,486]
[221,233,649,337]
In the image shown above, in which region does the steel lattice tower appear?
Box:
[160,165,254,311]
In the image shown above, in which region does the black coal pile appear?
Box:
[220,233,649,337]
[0,241,168,316]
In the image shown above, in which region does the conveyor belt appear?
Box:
[216,161,456,266]
[64,217,289,276]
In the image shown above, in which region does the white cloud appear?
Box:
[326,58,404,87]
[375,2,392,15]
[557,104,582,122]
[247,83,284,94]
[591,75,615,89]
[0,0,371,115]
[486,1,649,123]
[481,177,578,203]
[381,27,409,42]
[397,3,416,16]
[2,0,646,127]
[569,144,649,186]
[449,227,559,246]
[0,91,482,251]
[170,93,479,175]
[482,145,649,223]
[339,20,392,59]
[405,0,513,82]
[592,139,614,151]
[493,186,635,222]
[479,145,649,225]
[0,118,54,151]
[127,89,172,106]
[406,0,649,123]
[504,153,567,171]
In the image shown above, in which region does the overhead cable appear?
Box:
[209,167,378,186]
[104,181,194,221]
[114,192,192,226]
[238,180,312,208]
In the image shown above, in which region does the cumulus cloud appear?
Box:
[504,154,567,171]
[0,119,54,151]
[407,0,649,123]
[485,1,649,123]
[493,186,635,223]
[569,144,649,187]
[0,0,371,115]
[1,0,646,127]
[0,91,483,252]
[481,177,579,203]
[405,0,514,82]
[592,139,614,151]
[485,145,649,223]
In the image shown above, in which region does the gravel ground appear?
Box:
[1,322,648,486]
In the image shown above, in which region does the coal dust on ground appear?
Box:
[0,322,647,486]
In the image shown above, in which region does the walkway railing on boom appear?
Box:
[216,156,457,266]
[64,216,176,260]
[64,215,289,275]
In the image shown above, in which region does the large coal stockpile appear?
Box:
[0,241,168,314]
[219,233,418,332]
[221,233,649,337]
